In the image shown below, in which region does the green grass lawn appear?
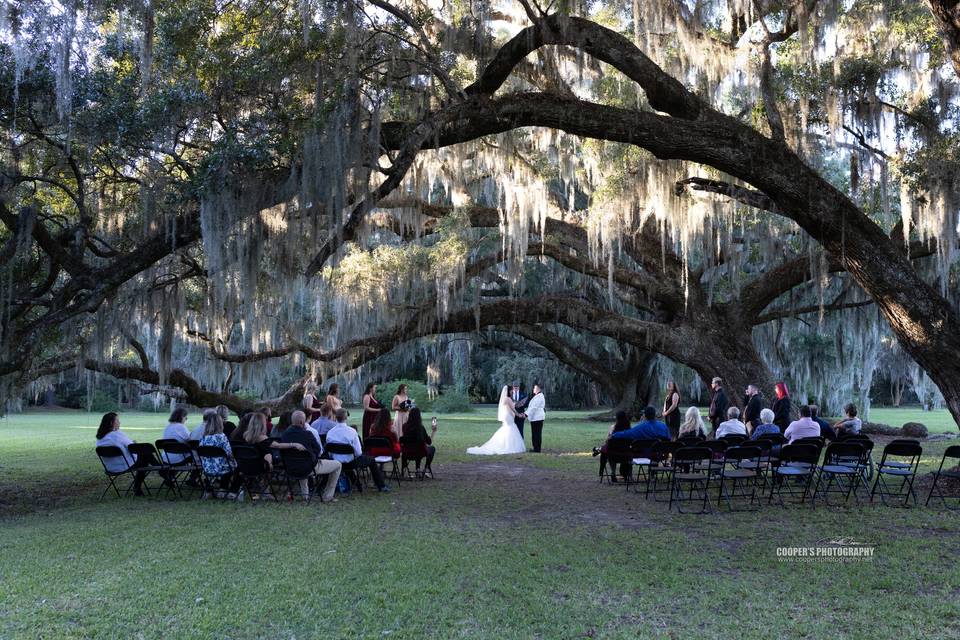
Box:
[1,408,959,639]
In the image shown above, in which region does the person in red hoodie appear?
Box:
[367,409,401,458]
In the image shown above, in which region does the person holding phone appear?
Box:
[402,408,437,473]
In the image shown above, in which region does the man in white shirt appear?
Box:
[785,404,822,443]
[525,383,546,452]
[715,406,747,439]
[325,409,390,492]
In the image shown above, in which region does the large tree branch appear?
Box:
[928,0,960,77]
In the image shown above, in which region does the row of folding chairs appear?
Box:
[601,435,958,513]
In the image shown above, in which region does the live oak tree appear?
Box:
[1,1,958,422]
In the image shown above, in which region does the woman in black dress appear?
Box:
[772,381,792,432]
[662,381,682,439]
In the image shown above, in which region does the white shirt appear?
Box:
[162,422,190,463]
[188,424,206,441]
[96,430,136,472]
[325,423,362,463]
[526,393,546,421]
[716,419,747,438]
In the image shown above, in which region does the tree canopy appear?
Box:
[1,0,959,421]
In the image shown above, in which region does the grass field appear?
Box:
[1,408,959,639]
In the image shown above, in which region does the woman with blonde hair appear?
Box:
[325,383,343,412]
[243,412,305,472]
[303,383,323,422]
[677,406,706,440]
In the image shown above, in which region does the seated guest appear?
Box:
[809,405,837,441]
[304,415,323,447]
[677,406,707,439]
[162,407,191,463]
[95,412,159,496]
[784,404,821,443]
[401,407,437,471]
[217,405,236,437]
[198,411,237,496]
[273,410,293,439]
[611,406,671,441]
[325,408,390,492]
[368,409,401,458]
[188,411,208,441]
[259,407,274,433]
[279,411,342,502]
[243,411,305,473]
[594,410,632,481]
[834,403,863,436]
[230,412,254,443]
[715,406,747,439]
[309,404,338,436]
[750,408,781,440]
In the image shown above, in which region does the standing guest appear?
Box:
[95,412,157,496]
[243,412,305,470]
[391,384,411,440]
[834,403,863,436]
[525,383,547,452]
[325,384,343,412]
[302,383,324,423]
[809,405,837,441]
[715,406,747,439]
[708,377,729,434]
[361,383,384,440]
[772,382,792,432]
[662,381,682,439]
[743,384,764,430]
[678,406,707,439]
[594,410,633,480]
[198,411,237,497]
[750,408,781,440]
[368,409,401,458]
[310,404,338,436]
[784,404,821,443]
[402,407,437,472]
[326,408,390,492]
[162,407,191,464]
[279,411,342,502]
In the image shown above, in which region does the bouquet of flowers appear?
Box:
[399,398,416,411]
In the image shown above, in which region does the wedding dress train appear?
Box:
[467,386,526,455]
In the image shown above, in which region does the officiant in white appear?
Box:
[525,383,546,452]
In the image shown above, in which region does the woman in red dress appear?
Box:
[361,382,383,440]
[367,408,401,458]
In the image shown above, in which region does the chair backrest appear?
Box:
[882,440,923,458]
[673,446,712,465]
[765,433,787,445]
[196,445,229,461]
[779,443,819,466]
[127,443,157,462]
[325,442,356,456]
[281,448,316,478]
[944,445,960,460]
[95,445,131,471]
[703,440,728,453]
[233,445,268,475]
[155,439,194,465]
[651,440,681,464]
[795,436,825,447]
[677,435,704,445]
[364,436,391,453]
[824,442,865,465]
[606,438,635,456]
[630,438,658,457]
[719,434,747,445]
[723,445,762,463]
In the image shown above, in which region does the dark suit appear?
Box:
[744,393,764,428]
[709,388,728,433]
[511,388,528,437]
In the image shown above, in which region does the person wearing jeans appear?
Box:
[325,409,390,492]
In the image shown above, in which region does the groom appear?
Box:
[510,381,528,437]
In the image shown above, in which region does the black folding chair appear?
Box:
[232,443,279,501]
[195,445,235,499]
[871,440,922,506]
[645,441,682,501]
[668,446,713,514]
[717,445,763,510]
[126,443,170,497]
[677,435,705,446]
[279,449,318,502]
[926,445,960,510]
[602,438,636,486]
[94,446,137,499]
[814,442,867,505]
[628,438,658,490]
[399,435,432,479]
[698,440,728,483]
[325,442,370,492]
[364,436,402,487]
[719,434,747,446]
[155,439,199,498]
[768,444,819,506]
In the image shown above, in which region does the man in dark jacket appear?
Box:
[743,384,764,430]
[708,377,729,434]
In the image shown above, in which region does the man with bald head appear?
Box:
[280,410,342,502]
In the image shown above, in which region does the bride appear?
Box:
[467,385,526,455]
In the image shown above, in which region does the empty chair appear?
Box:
[645,440,682,501]
[926,445,960,510]
[768,444,819,506]
[628,438,659,489]
[870,440,922,507]
[717,445,764,510]
[814,442,867,505]
[668,447,713,514]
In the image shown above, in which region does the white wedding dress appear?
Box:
[467,386,526,455]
